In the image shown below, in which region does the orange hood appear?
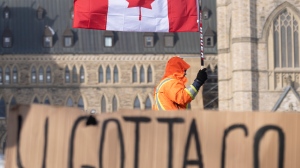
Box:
[161,56,190,83]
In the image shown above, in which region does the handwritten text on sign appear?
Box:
[5,105,300,168]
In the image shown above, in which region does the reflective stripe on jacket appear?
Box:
[153,77,198,111]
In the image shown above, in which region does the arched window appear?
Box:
[10,97,17,107]
[133,96,140,109]
[113,65,119,83]
[132,66,137,83]
[4,6,10,19]
[44,96,50,105]
[80,66,85,83]
[145,96,152,110]
[112,95,118,112]
[106,66,111,83]
[98,66,104,83]
[13,66,18,84]
[65,66,70,83]
[33,97,39,104]
[66,97,73,107]
[5,67,10,85]
[140,66,145,83]
[209,66,218,83]
[0,98,6,118]
[206,65,212,82]
[72,66,78,83]
[39,67,44,83]
[46,66,51,83]
[78,96,84,110]
[268,8,300,90]
[273,10,298,68]
[147,65,152,83]
[0,67,3,85]
[31,66,37,83]
[101,96,106,113]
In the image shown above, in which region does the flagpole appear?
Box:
[197,0,204,69]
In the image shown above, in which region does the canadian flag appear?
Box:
[73,0,199,32]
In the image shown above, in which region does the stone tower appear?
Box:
[217,0,300,111]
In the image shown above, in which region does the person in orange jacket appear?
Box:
[153,56,207,111]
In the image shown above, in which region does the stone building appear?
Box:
[0,0,217,153]
[217,0,300,111]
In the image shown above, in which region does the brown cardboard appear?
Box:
[5,104,300,168]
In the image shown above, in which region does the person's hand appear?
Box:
[195,68,207,85]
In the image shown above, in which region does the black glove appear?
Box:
[195,68,208,85]
[192,68,208,91]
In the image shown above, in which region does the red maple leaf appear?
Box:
[127,0,154,20]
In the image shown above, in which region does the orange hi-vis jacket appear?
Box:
[153,57,199,111]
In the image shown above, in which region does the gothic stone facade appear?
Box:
[217,0,300,111]
[0,54,217,115]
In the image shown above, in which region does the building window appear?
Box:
[105,37,113,47]
[2,28,13,48]
[268,8,300,90]
[43,26,54,48]
[12,66,18,84]
[164,33,174,47]
[0,97,5,118]
[144,33,154,47]
[106,66,111,83]
[145,96,152,110]
[3,37,12,48]
[37,6,44,19]
[205,37,212,46]
[0,98,6,118]
[44,96,50,105]
[274,10,298,68]
[5,67,10,85]
[0,67,2,85]
[43,37,52,48]
[72,66,78,83]
[98,66,104,83]
[46,66,51,83]
[4,12,9,19]
[33,97,39,104]
[3,6,10,19]
[63,27,74,47]
[113,65,118,83]
[203,65,218,109]
[112,96,118,112]
[202,7,210,20]
[80,66,85,83]
[132,66,137,83]
[147,66,152,83]
[78,96,84,110]
[104,31,114,47]
[133,96,140,109]
[140,66,145,83]
[10,97,17,108]
[64,37,73,47]
[39,67,44,83]
[101,96,106,113]
[65,66,70,83]
[66,97,73,107]
[204,27,215,47]
[31,66,37,83]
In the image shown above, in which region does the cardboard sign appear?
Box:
[5,104,300,168]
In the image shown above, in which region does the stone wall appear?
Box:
[0,54,218,115]
[217,0,300,111]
